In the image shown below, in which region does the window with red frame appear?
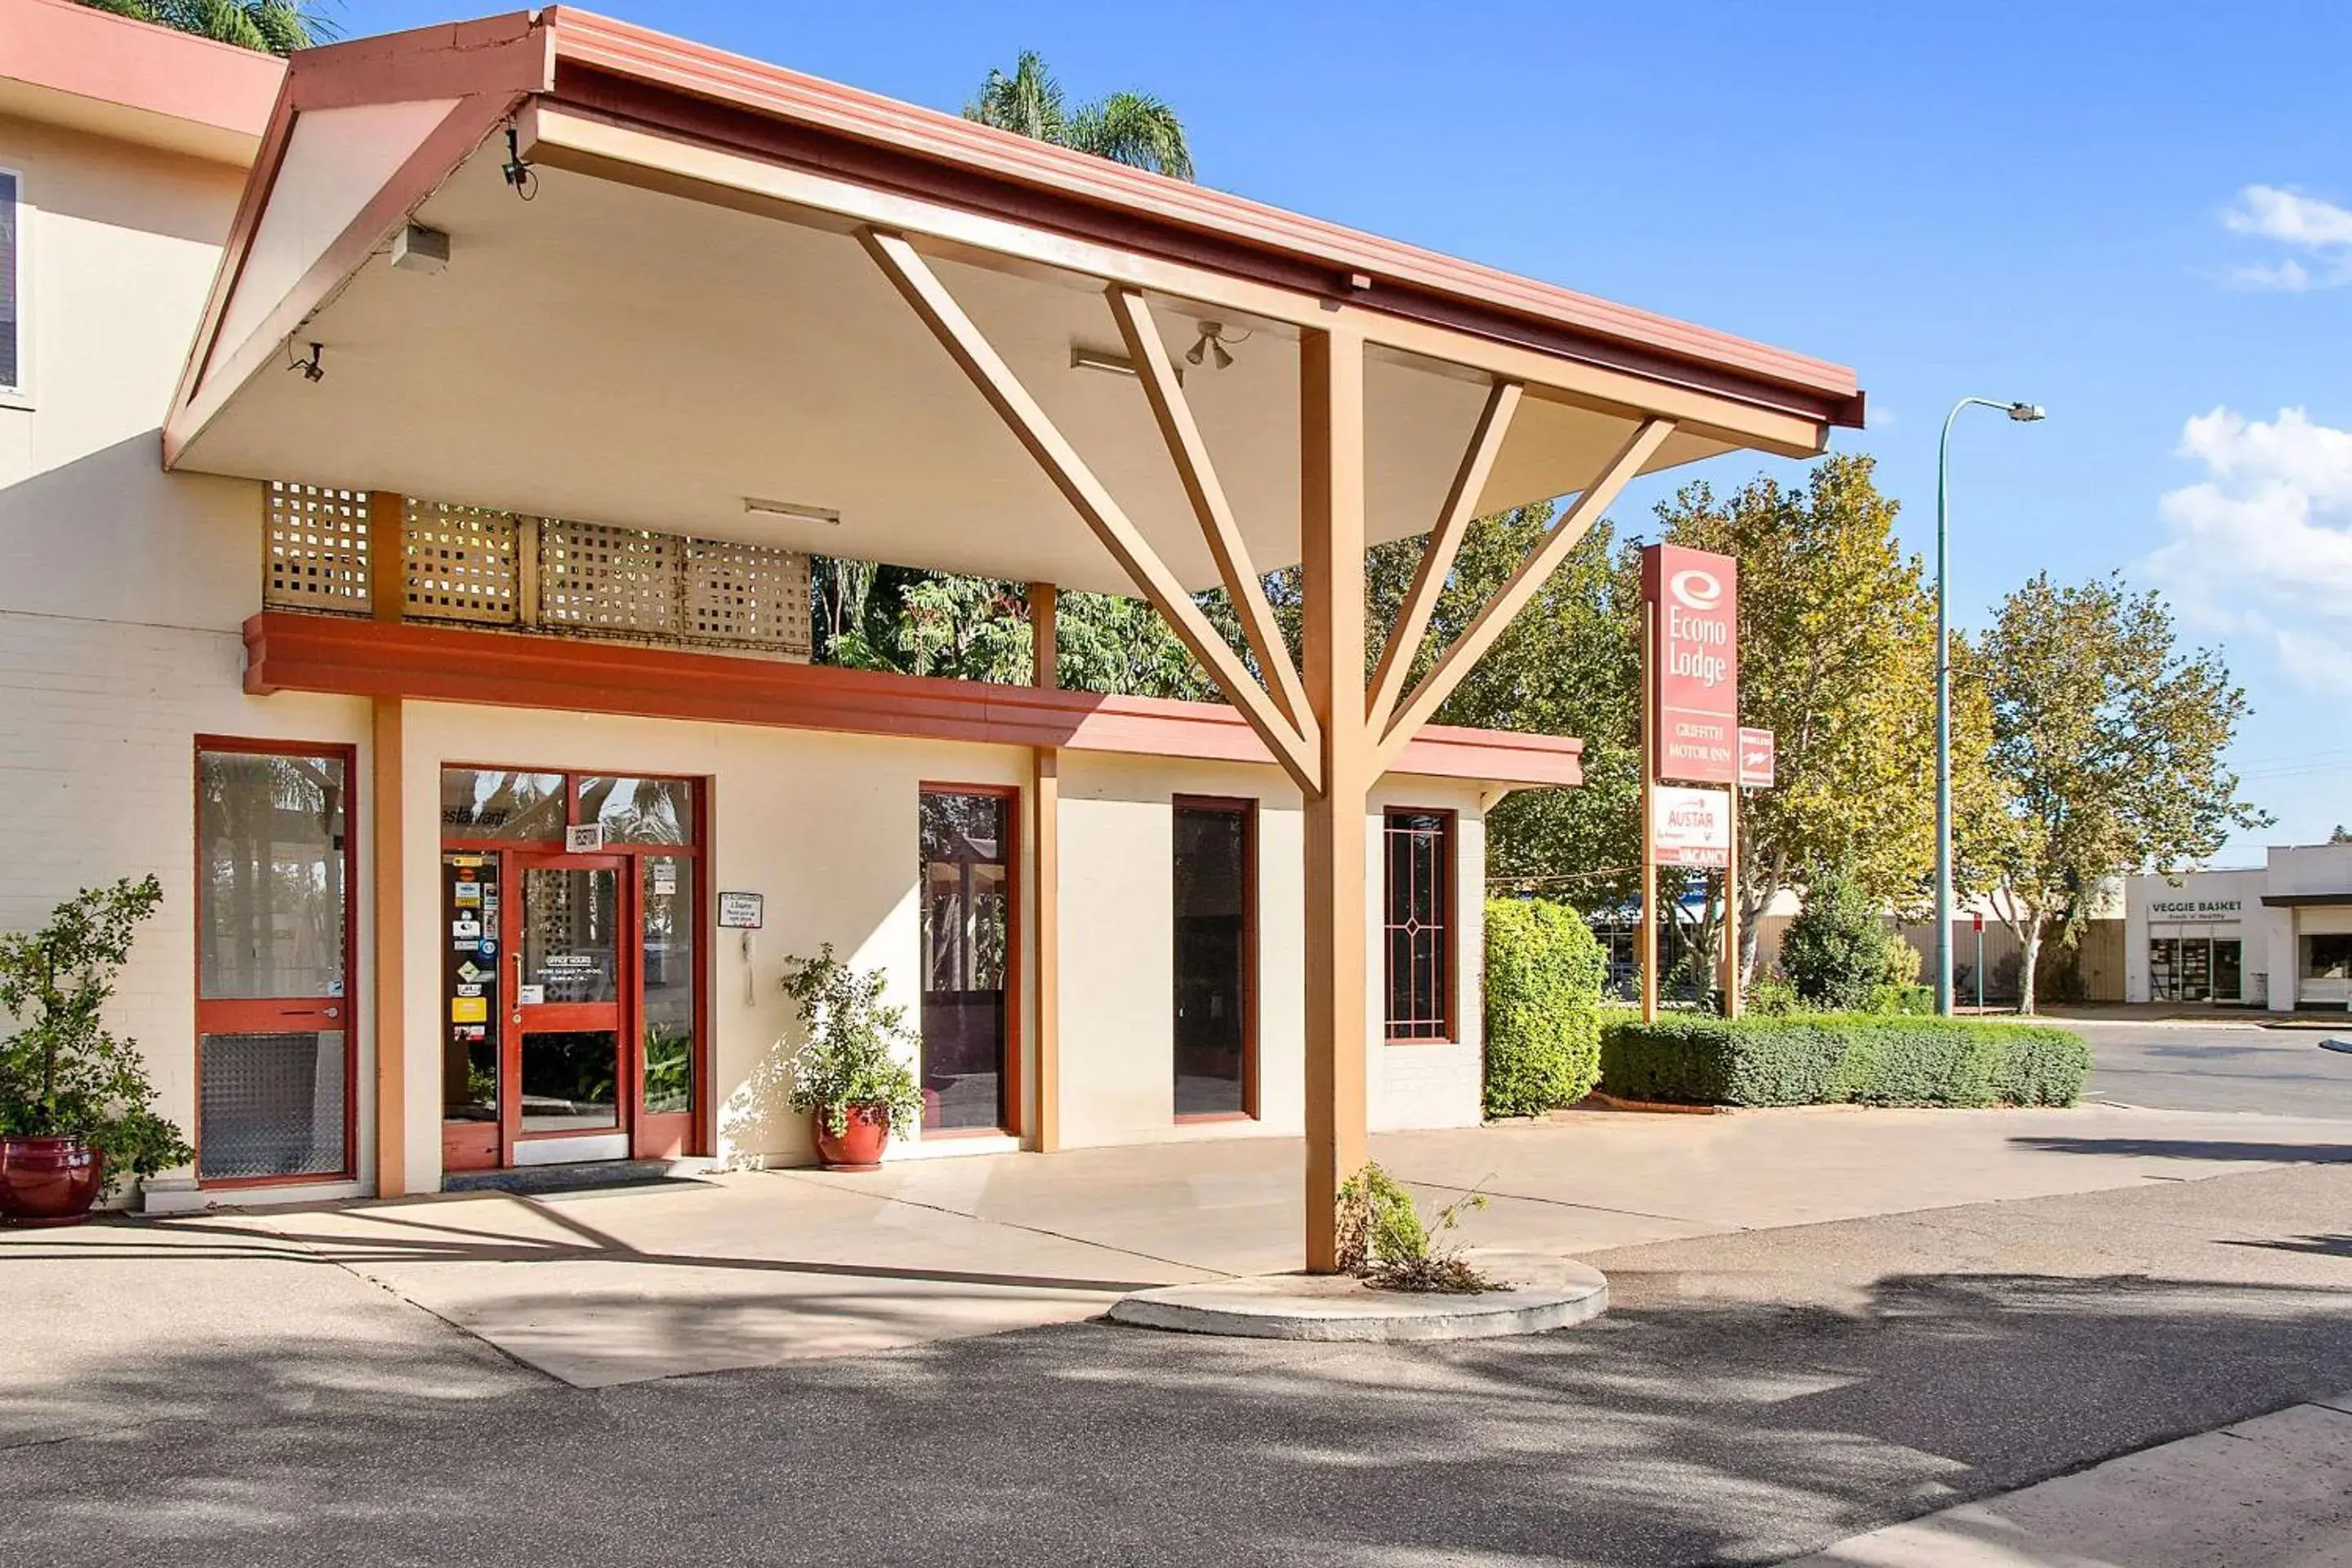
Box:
[1383,808,1454,1042]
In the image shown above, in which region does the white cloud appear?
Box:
[2225,257,2310,292]
[2218,185,2352,290]
[2145,408,2352,692]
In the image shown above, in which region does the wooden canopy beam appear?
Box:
[863,227,1319,795]
[1374,417,1674,773]
[1365,381,1521,734]
[1109,286,1318,753]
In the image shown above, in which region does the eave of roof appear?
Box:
[0,0,282,157]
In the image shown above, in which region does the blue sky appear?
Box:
[343,1,2352,858]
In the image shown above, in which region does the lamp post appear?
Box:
[1936,397,2044,1016]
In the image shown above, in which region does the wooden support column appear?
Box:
[1032,746,1062,1152]
[1300,327,1369,1275]
[1028,581,1058,690]
[369,492,406,623]
[371,694,408,1196]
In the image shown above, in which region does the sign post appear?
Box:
[1972,910,1984,1014]
[1639,544,1740,1020]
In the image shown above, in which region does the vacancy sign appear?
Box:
[1652,786,1732,868]
[1642,544,1740,784]
[1738,727,1775,788]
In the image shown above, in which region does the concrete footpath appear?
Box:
[1790,1393,2352,1566]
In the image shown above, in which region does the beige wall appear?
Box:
[0,112,378,1202]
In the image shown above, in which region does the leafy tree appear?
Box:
[964,51,1194,180]
[75,0,332,53]
[1653,454,1966,985]
[1968,573,2266,1013]
[1777,861,1903,1011]
[2331,825,2351,845]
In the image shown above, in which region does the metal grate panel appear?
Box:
[684,539,812,655]
[264,483,372,613]
[403,499,519,624]
[541,519,681,638]
[198,1031,347,1181]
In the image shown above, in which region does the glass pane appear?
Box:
[2179,938,2212,1002]
[523,866,619,1003]
[440,853,500,1122]
[1383,812,1451,1040]
[642,856,695,1115]
[2212,940,2243,1002]
[919,791,1010,1132]
[580,777,694,844]
[441,768,566,840]
[198,750,348,1000]
[1174,806,1249,1117]
[2149,938,2178,1000]
[198,1031,345,1180]
[520,1030,619,1131]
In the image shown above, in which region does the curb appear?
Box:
[1107,1253,1608,1343]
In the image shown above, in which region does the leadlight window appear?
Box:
[1383,809,1454,1042]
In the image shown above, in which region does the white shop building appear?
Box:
[2125,843,2352,1009]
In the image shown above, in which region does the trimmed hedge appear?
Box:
[1598,1014,2090,1109]
[1483,898,1606,1117]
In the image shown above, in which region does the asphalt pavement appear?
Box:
[2078,1018,2352,1117]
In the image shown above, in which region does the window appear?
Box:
[196,742,357,1184]
[1174,799,1254,1120]
[919,787,1015,1133]
[1383,808,1454,1042]
[0,167,21,396]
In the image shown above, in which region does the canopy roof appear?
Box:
[167,8,1862,595]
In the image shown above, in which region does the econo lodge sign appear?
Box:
[1642,543,1739,785]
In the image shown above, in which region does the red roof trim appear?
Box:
[243,611,1584,789]
[0,0,283,142]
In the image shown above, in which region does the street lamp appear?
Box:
[1936,397,2043,1017]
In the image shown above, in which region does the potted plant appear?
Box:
[780,945,924,1170]
[1,877,191,1225]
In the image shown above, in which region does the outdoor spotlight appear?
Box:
[290,341,325,383]
[501,124,538,201]
[1186,320,1239,370]
[2007,402,2047,421]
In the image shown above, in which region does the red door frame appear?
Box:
[501,849,632,1157]
[438,768,710,1173]
[193,736,361,1190]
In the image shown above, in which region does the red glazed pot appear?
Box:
[0,1137,105,1227]
[812,1105,891,1171]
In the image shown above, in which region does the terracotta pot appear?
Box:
[812,1105,891,1171]
[0,1136,105,1227]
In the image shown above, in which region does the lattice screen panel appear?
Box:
[684,540,813,655]
[403,499,519,624]
[264,483,372,614]
[541,520,683,638]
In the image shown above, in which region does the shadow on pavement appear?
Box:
[2011,1135,2352,1163]
[2225,1232,2352,1258]
[3,1268,2350,1566]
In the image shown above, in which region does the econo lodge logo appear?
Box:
[1664,565,1732,690]
[1668,567,1723,612]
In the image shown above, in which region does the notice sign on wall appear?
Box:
[1652,786,1732,868]
[1642,544,1740,785]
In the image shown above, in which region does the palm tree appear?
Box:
[964,51,1194,182]
[75,0,334,55]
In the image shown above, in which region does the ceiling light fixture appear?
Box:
[1069,346,1183,385]
[743,496,841,525]
[1185,320,1237,370]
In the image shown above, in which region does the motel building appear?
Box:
[2126,843,2352,1010]
[0,2,1860,1262]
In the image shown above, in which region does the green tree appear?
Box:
[75,0,332,53]
[1968,573,2266,1013]
[1655,454,1962,985]
[964,51,1194,180]
[1777,860,1901,1011]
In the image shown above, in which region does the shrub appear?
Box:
[1865,982,1935,1016]
[1334,1161,1498,1294]
[0,876,190,1198]
[1599,1014,2090,1109]
[1780,863,1906,1012]
[1482,898,1606,1118]
[779,945,926,1137]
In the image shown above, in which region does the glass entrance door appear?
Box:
[506,855,627,1150]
